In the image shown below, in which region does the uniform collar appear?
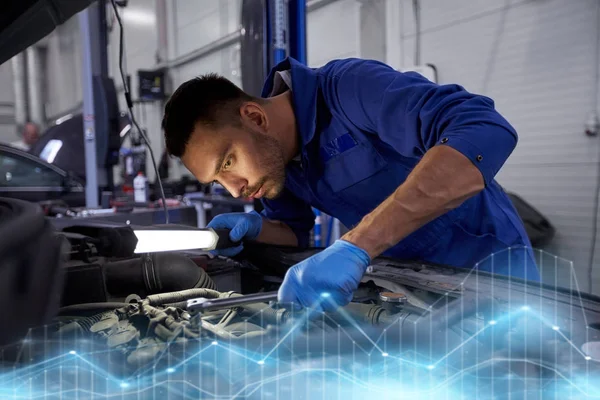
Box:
[262,57,318,148]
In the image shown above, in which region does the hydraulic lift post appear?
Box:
[79,7,99,208]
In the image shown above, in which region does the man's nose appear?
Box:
[219,176,247,198]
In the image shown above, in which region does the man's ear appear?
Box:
[240,102,268,130]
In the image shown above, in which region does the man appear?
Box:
[11,122,40,151]
[162,57,539,312]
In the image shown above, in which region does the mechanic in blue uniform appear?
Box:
[161,58,540,312]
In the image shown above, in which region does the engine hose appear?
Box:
[144,288,222,306]
[58,302,130,316]
[104,253,216,298]
[74,312,113,332]
[65,309,130,333]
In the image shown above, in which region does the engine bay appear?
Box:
[1,221,600,399]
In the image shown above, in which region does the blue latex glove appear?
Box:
[207,211,263,257]
[278,240,371,312]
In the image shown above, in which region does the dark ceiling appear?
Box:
[0,0,96,65]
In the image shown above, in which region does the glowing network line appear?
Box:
[1,248,599,399]
[3,300,597,399]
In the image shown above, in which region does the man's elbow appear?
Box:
[503,122,519,154]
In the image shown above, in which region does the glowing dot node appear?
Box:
[552,325,560,331]
[166,368,175,373]
[427,365,435,370]
[489,320,497,326]
[585,356,592,361]
[120,382,129,388]
[521,306,530,311]
[257,360,265,365]
[69,351,77,355]
[321,292,331,298]
[381,352,389,357]
[211,341,218,345]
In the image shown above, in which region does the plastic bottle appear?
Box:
[133,172,148,203]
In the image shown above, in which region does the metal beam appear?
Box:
[10,54,27,129]
[306,0,339,12]
[26,47,44,127]
[79,8,99,208]
[158,31,241,70]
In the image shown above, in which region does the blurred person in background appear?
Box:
[11,122,40,152]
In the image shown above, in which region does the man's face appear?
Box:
[181,123,286,200]
[23,123,39,146]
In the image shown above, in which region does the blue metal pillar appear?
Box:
[288,0,307,64]
[286,0,321,246]
[272,0,287,64]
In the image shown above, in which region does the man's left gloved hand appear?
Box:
[277,240,371,312]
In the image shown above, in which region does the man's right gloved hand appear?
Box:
[207,211,263,257]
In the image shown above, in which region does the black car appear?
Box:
[0,143,85,206]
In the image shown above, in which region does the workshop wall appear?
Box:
[0,63,15,144]
[44,16,84,123]
[391,0,600,293]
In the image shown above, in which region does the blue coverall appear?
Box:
[260,57,539,281]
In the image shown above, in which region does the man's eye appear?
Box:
[222,157,233,170]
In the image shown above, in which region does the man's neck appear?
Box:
[266,91,300,163]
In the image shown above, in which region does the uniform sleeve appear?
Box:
[323,59,518,186]
[260,187,315,248]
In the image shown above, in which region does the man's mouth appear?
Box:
[247,184,265,199]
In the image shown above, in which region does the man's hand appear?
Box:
[207,211,263,257]
[278,240,371,312]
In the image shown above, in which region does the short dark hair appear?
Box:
[162,73,256,157]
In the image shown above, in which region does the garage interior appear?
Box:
[0,1,599,399]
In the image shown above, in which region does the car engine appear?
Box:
[1,221,599,399]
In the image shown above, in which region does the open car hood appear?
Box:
[0,0,95,65]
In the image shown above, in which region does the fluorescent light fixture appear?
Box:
[133,229,219,253]
[122,9,156,26]
[119,124,132,137]
[39,139,63,163]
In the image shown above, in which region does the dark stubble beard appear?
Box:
[241,128,287,200]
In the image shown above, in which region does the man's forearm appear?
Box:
[342,145,485,259]
[256,219,299,247]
